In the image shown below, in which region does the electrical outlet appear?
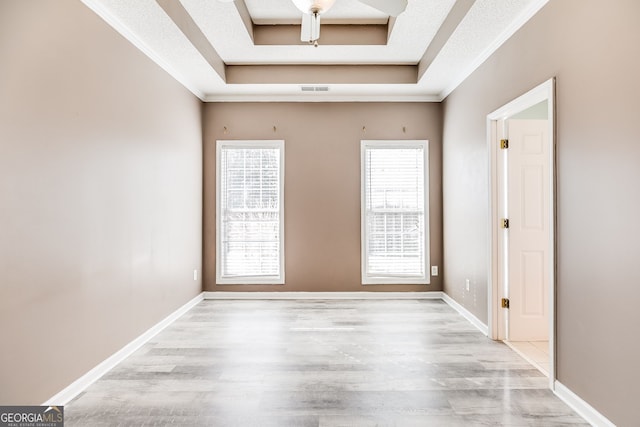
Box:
[465,279,470,291]
[431,266,438,276]
[193,269,198,281]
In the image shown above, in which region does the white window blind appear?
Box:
[216,140,284,284]
[361,140,429,284]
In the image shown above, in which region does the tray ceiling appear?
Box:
[81,0,549,102]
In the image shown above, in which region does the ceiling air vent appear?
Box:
[301,86,330,92]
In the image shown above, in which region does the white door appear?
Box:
[507,119,550,341]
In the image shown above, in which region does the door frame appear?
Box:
[486,78,556,389]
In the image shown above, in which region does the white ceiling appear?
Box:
[188,0,452,64]
[245,0,390,24]
[81,0,549,102]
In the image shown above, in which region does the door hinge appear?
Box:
[501,218,510,229]
[501,298,510,309]
[500,139,509,149]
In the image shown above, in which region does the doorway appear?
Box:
[487,79,555,389]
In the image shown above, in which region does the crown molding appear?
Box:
[203,93,441,103]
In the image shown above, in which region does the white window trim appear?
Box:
[216,140,285,285]
[360,140,430,285]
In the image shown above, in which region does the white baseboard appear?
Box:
[203,291,445,300]
[554,381,616,427]
[42,292,204,406]
[440,292,489,336]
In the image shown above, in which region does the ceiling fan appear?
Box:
[292,0,408,46]
[218,0,408,46]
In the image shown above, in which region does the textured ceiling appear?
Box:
[81,0,549,102]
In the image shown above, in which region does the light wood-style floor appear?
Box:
[506,340,550,377]
[66,299,587,426]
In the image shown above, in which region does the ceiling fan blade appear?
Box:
[357,0,407,17]
[301,12,321,43]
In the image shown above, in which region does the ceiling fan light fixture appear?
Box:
[293,0,407,45]
[291,0,337,15]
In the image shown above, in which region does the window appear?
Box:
[216,140,284,284]
[361,140,429,284]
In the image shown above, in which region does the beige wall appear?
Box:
[0,1,202,404]
[442,1,640,425]
[204,103,442,292]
